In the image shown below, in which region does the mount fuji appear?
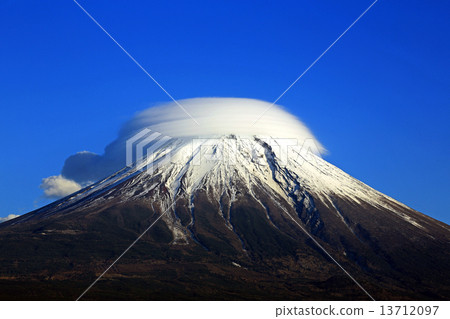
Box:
[1,98,449,300]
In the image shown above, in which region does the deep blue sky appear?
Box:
[1,0,449,223]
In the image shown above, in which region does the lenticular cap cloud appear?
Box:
[40,98,324,199]
[121,98,323,143]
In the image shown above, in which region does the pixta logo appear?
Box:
[126,128,172,174]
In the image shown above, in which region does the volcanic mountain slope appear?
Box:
[1,136,449,300]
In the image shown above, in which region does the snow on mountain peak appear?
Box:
[40,98,325,198]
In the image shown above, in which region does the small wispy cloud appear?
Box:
[0,214,20,223]
[40,175,82,199]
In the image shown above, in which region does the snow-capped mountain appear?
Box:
[8,135,442,237]
[1,133,449,300]
[1,98,449,300]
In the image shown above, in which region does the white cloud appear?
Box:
[0,214,20,223]
[40,175,82,199]
[121,98,324,147]
[40,98,324,195]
